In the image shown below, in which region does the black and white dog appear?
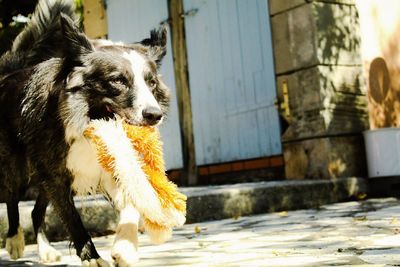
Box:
[0,0,170,266]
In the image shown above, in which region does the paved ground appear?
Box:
[2,197,400,266]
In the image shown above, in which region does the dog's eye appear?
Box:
[110,78,126,87]
[148,79,157,90]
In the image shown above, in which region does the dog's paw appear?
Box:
[38,242,61,263]
[37,231,61,262]
[82,258,110,267]
[111,240,139,267]
[6,226,25,260]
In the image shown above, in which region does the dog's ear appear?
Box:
[140,25,167,67]
[60,13,93,62]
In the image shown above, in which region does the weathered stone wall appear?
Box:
[269,0,368,179]
[277,65,368,140]
[283,136,366,179]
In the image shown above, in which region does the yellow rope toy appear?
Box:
[84,119,186,243]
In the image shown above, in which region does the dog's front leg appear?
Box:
[111,205,140,267]
[5,196,24,260]
[42,177,109,267]
[32,192,61,263]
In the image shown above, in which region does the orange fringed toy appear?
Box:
[84,119,186,243]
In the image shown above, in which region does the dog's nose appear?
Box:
[142,106,163,125]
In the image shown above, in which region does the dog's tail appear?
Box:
[12,0,78,65]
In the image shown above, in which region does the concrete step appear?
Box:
[0,177,368,245]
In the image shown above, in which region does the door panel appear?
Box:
[183,0,282,165]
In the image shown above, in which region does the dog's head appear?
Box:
[58,14,170,139]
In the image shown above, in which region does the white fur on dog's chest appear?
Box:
[66,137,107,195]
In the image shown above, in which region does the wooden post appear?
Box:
[168,0,198,185]
[82,0,108,39]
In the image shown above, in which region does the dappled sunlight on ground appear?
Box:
[2,198,400,266]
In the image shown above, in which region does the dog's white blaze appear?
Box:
[123,51,160,119]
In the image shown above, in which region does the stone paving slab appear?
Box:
[2,197,400,266]
[0,178,367,245]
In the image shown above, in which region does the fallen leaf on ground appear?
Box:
[272,250,288,256]
[356,193,367,200]
[278,211,288,217]
[353,216,367,221]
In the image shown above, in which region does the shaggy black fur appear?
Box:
[0,0,170,263]
[0,0,77,74]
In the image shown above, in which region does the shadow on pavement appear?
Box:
[0,259,70,267]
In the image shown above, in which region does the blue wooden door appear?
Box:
[106,0,184,170]
[183,0,282,165]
